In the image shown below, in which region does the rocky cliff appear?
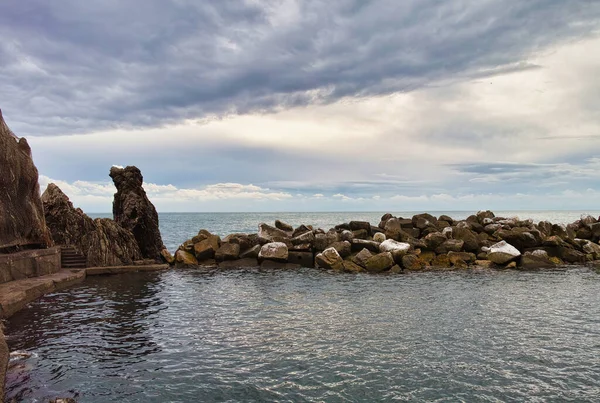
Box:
[42,183,142,266]
[0,109,51,251]
[110,166,166,261]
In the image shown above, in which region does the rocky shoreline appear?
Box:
[171,211,600,273]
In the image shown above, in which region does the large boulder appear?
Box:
[315,247,344,271]
[485,241,521,265]
[42,184,142,266]
[365,252,395,273]
[110,166,165,261]
[0,110,52,251]
[379,239,410,263]
[258,223,290,242]
[521,250,557,270]
[258,242,289,262]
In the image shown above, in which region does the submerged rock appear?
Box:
[110,165,166,261]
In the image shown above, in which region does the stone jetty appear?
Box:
[173,211,600,272]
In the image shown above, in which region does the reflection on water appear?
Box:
[5,268,600,402]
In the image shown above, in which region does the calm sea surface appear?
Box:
[5,211,600,402]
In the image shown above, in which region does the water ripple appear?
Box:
[5,268,600,402]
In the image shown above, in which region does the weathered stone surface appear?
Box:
[240,244,261,259]
[110,166,165,261]
[452,227,479,252]
[486,241,521,265]
[581,240,600,259]
[435,239,465,254]
[314,233,329,251]
[373,232,386,243]
[475,260,496,268]
[292,230,315,246]
[0,110,52,251]
[331,241,352,258]
[258,223,290,242]
[292,224,312,238]
[349,221,371,234]
[340,230,354,242]
[448,251,476,265]
[352,229,370,240]
[315,247,344,271]
[193,233,221,261]
[521,250,557,270]
[160,249,175,264]
[352,248,373,268]
[175,250,198,266]
[258,242,289,262]
[439,215,454,225]
[275,220,294,233]
[379,239,410,263]
[215,243,240,262]
[384,218,411,242]
[495,228,541,251]
[222,233,257,252]
[343,260,365,273]
[42,184,143,267]
[432,254,451,268]
[424,232,447,250]
[288,251,314,267]
[351,239,380,253]
[401,254,426,271]
[365,252,394,273]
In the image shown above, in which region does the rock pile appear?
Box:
[172,211,600,272]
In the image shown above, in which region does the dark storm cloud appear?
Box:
[1,0,599,136]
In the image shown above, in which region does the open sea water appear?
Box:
[4,211,600,402]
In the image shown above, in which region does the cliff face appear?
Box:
[110,166,165,261]
[42,183,142,266]
[0,109,51,251]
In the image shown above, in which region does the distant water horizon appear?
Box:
[90,210,600,253]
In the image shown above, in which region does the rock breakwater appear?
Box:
[173,211,600,272]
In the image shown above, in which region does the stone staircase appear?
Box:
[60,246,87,269]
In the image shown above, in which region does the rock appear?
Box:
[314,233,329,251]
[581,240,600,259]
[486,241,521,265]
[331,241,352,258]
[291,230,315,246]
[222,233,257,251]
[576,226,593,240]
[288,251,314,267]
[452,227,479,252]
[160,249,175,264]
[401,254,426,271]
[412,213,437,229]
[476,210,495,224]
[0,326,7,399]
[0,110,52,251]
[432,254,451,268]
[558,247,585,264]
[193,233,221,260]
[384,218,412,241]
[448,251,476,265]
[352,248,373,268]
[42,184,143,266]
[365,252,395,273]
[551,224,569,239]
[475,260,496,269]
[110,165,165,261]
[175,250,198,266]
[435,220,451,231]
[351,239,381,253]
[349,221,371,234]
[373,232,386,243]
[379,213,394,228]
[390,264,403,273]
[258,223,290,242]
[352,229,370,240]
[505,261,518,269]
[258,242,289,262]
[215,243,240,262]
[495,228,541,251]
[240,244,261,259]
[438,215,454,225]
[435,239,464,254]
[275,220,294,233]
[292,224,312,238]
[484,223,502,235]
[521,250,557,269]
[343,260,365,273]
[424,232,447,250]
[379,239,411,263]
[340,230,354,242]
[537,221,553,237]
[589,222,600,241]
[315,247,344,271]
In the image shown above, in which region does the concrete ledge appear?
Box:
[0,247,61,284]
[0,269,86,320]
[85,264,169,276]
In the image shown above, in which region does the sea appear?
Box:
[4,211,600,402]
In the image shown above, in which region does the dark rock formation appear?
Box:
[42,183,142,266]
[110,166,166,261]
[0,325,7,399]
[0,109,51,251]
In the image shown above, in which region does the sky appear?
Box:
[2,0,600,212]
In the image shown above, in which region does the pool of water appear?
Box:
[5,267,600,402]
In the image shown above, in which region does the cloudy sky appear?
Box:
[2,0,600,212]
